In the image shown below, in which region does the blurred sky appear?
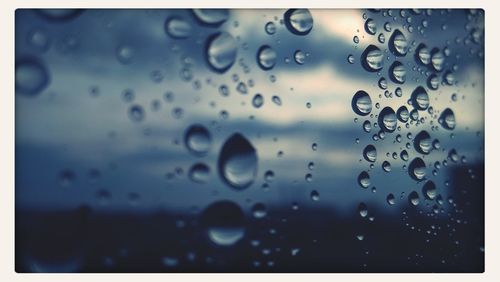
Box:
[15,9,484,216]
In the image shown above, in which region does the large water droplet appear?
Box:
[358,171,371,188]
[362,45,384,71]
[184,124,212,156]
[363,145,377,162]
[439,108,456,130]
[416,43,430,65]
[389,29,408,56]
[414,130,432,154]
[37,9,83,21]
[205,32,237,73]
[257,45,277,70]
[422,180,437,200]
[192,9,229,26]
[411,86,430,110]
[351,90,372,116]
[431,48,445,71]
[165,17,192,39]
[409,157,426,181]
[397,106,410,122]
[378,107,397,132]
[218,133,258,190]
[284,9,313,35]
[189,163,211,183]
[15,57,50,96]
[201,201,245,246]
[389,61,406,84]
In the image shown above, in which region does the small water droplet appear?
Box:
[382,160,392,172]
[411,86,430,110]
[408,191,420,206]
[192,9,229,26]
[389,29,408,56]
[184,124,212,156]
[409,157,426,181]
[363,145,377,162]
[422,180,437,199]
[252,203,267,219]
[387,193,396,205]
[189,163,211,183]
[439,108,456,130]
[128,105,145,122]
[294,50,306,64]
[378,107,397,132]
[265,21,277,35]
[358,202,368,217]
[389,61,406,83]
[364,18,377,35]
[310,190,320,201]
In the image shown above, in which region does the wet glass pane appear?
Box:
[15,8,484,272]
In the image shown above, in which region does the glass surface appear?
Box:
[15,8,484,272]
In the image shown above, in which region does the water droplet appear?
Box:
[59,169,76,187]
[347,54,355,64]
[389,61,406,84]
[387,193,396,205]
[311,143,318,151]
[353,36,359,44]
[27,29,51,52]
[128,105,145,122]
[364,18,377,35]
[362,45,384,71]
[37,9,82,21]
[439,108,456,130]
[448,149,459,163]
[414,130,432,154]
[236,82,248,94]
[184,124,212,156]
[252,203,267,219]
[284,9,313,35]
[384,22,392,32]
[201,201,245,246]
[411,86,429,110]
[363,145,377,162]
[308,162,315,170]
[408,191,420,206]
[310,190,320,201]
[192,9,229,26]
[378,33,385,43]
[252,94,264,108]
[165,17,192,39]
[188,163,211,183]
[15,57,50,96]
[416,44,430,65]
[431,49,445,71]
[352,90,372,116]
[363,120,372,133]
[265,21,277,35]
[218,133,258,190]
[271,95,282,106]
[116,45,134,65]
[378,107,397,132]
[305,173,313,182]
[205,32,237,73]
[294,50,306,64]
[264,170,275,183]
[358,202,368,217]
[389,29,408,56]
[358,171,371,188]
[428,74,439,90]
[397,106,410,122]
[422,180,437,200]
[409,157,426,181]
[382,161,392,172]
[378,77,388,89]
[257,45,277,70]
